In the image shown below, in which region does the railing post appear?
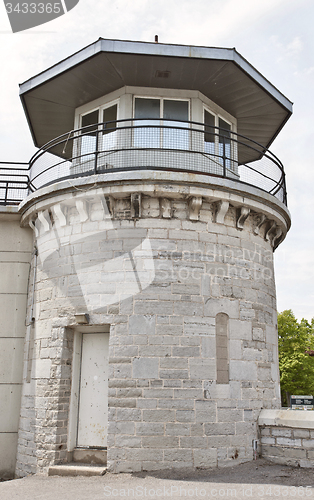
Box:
[4,182,8,205]
[94,128,100,174]
[222,136,226,177]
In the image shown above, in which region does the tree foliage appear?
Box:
[278,310,314,406]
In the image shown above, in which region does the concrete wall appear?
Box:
[259,409,314,468]
[15,171,290,476]
[0,209,33,479]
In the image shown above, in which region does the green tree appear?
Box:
[278,310,314,406]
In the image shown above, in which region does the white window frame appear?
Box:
[204,106,237,175]
[133,96,191,149]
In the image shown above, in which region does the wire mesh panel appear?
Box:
[2,120,287,206]
[0,163,29,205]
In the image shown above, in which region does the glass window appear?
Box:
[134,98,160,148]
[135,98,160,119]
[102,104,118,151]
[204,110,216,155]
[163,100,189,149]
[163,100,188,122]
[81,110,99,162]
[134,98,189,149]
[218,117,231,170]
[103,104,117,134]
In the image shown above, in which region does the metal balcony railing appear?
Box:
[0,162,29,205]
[0,119,287,206]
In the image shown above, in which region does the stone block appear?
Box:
[166,423,190,436]
[204,423,235,435]
[217,408,243,423]
[158,399,194,410]
[141,436,179,448]
[272,428,292,438]
[163,449,193,462]
[136,423,164,435]
[32,359,52,379]
[108,421,135,435]
[302,439,314,448]
[136,399,157,409]
[204,298,239,319]
[116,409,142,421]
[229,360,257,381]
[176,410,195,422]
[190,359,216,379]
[124,449,163,462]
[160,358,188,369]
[184,316,215,336]
[201,337,216,359]
[129,315,155,335]
[115,436,142,448]
[179,437,207,448]
[132,358,158,379]
[229,319,252,340]
[173,301,203,316]
[194,448,217,468]
[143,409,175,422]
[172,346,200,357]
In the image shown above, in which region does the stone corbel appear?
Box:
[131,193,142,219]
[52,203,67,227]
[38,210,51,233]
[265,220,277,247]
[29,218,39,237]
[273,227,284,250]
[76,200,88,222]
[189,196,202,221]
[160,198,172,218]
[253,213,267,236]
[236,206,250,230]
[102,195,114,218]
[215,201,229,224]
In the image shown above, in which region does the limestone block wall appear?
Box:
[16,172,290,476]
[0,210,33,479]
[259,410,314,468]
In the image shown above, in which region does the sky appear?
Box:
[0,0,313,321]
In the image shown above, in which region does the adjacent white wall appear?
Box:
[0,209,33,479]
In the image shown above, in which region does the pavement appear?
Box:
[1,459,314,500]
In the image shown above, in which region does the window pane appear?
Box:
[81,111,98,165]
[102,105,118,152]
[134,98,160,148]
[135,98,160,119]
[219,118,231,144]
[103,105,117,134]
[204,110,215,143]
[163,100,188,122]
[163,100,189,149]
[81,110,99,136]
[218,118,231,170]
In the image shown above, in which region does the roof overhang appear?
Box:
[19,38,293,150]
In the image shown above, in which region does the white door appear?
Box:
[77,333,109,448]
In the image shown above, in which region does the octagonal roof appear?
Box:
[19,38,293,149]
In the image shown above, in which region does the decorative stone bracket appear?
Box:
[189,197,202,221]
[24,185,287,251]
[236,207,250,230]
[215,201,229,224]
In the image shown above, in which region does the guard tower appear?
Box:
[0,39,292,476]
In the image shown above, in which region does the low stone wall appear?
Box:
[259,409,314,468]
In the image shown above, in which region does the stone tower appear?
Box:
[1,39,292,476]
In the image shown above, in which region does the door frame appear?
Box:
[67,325,110,452]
